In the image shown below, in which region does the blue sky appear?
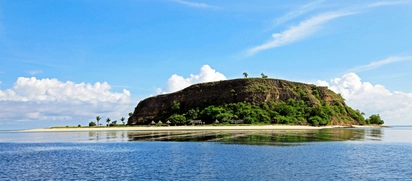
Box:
[1,0,412,129]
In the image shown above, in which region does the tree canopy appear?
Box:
[138,98,376,126]
[366,114,384,125]
[261,73,268,78]
[243,72,248,78]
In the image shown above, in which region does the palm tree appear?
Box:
[243,72,248,78]
[106,118,111,127]
[121,117,125,125]
[128,112,133,117]
[96,116,101,127]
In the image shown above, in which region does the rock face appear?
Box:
[128,78,346,125]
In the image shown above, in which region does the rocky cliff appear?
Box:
[128,78,362,125]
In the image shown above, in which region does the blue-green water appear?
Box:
[1,127,412,180]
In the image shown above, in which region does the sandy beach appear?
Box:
[21,125,358,132]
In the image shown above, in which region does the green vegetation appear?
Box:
[89,121,96,127]
[243,72,248,78]
[85,116,131,127]
[106,118,111,127]
[168,114,187,125]
[110,120,118,126]
[261,73,268,78]
[138,98,378,126]
[96,116,101,126]
[172,102,181,112]
[121,117,125,125]
[366,114,384,125]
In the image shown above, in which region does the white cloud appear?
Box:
[247,11,355,56]
[27,70,43,75]
[315,73,412,125]
[368,1,412,7]
[249,1,411,56]
[275,0,325,25]
[350,56,412,72]
[314,80,329,87]
[158,65,227,94]
[0,77,134,128]
[174,0,218,9]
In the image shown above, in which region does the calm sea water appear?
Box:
[1,127,412,180]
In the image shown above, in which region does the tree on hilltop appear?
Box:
[261,73,268,78]
[243,72,248,78]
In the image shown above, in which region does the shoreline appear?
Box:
[21,125,385,132]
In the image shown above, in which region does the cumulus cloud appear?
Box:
[0,77,134,128]
[247,11,355,56]
[174,0,218,9]
[315,73,412,125]
[157,65,227,94]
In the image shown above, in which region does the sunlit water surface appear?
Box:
[1,127,412,180]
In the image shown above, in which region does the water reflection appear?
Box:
[87,131,128,142]
[2,127,406,144]
[124,128,385,146]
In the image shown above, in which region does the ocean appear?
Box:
[1,127,412,180]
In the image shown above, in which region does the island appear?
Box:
[128,77,384,126]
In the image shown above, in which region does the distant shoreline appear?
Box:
[21,125,385,132]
